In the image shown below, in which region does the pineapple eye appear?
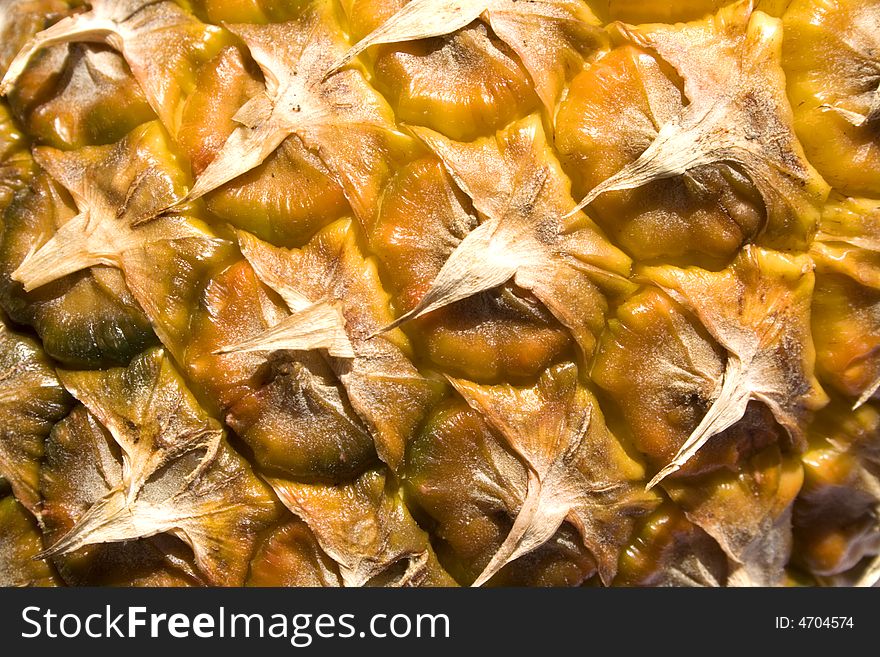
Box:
[556,45,766,267]
[615,503,728,587]
[370,157,573,381]
[201,138,350,248]
[37,349,279,586]
[794,402,880,579]
[186,261,378,480]
[371,25,538,142]
[247,519,344,587]
[11,46,153,150]
[269,468,454,587]
[0,173,160,367]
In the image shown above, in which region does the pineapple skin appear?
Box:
[0,0,876,588]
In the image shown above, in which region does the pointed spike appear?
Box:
[564,181,611,219]
[821,104,873,128]
[471,473,568,587]
[853,374,880,410]
[328,0,486,79]
[0,14,116,95]
[370,313,413,339]
[565,119,710,219]
[646,357,752,490]
[565,156,658,218]
[324,50,359,81]
[214,300,355,359]
[147,195,192,223]
[371,285,468,336]
[35,529,84,560]
[374,219,524,333]
[472,475,542,587]
[35,492,130,559]
[12,214,120,292]
[822,88,880,128]
[183,120,288,204]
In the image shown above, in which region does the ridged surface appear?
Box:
[0,0,877,587]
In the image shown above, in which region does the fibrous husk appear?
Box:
[404,395,599,586]
[186,260,378,480]
[38,348,279,586]
[0,172,158,367]
[176,44,349,247]
[39,404,207,586]
[368,23,539,141]
[8,121,226,361]
[555,44,765,267]
[593,286,786,482]
[174,0,404,229]
[370,155,574,382]
[803,0,880,128]
[333,0,606,114]
[593,287,724,469]
[664,445,804,586]
[20,44,154,149]
[0,0,67,78]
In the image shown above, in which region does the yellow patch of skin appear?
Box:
[783,0,880,196]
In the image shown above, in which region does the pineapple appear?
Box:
[0,0,878,588]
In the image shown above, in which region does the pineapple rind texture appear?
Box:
[0,0,877,587]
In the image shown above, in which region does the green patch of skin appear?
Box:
[0,174,159,367]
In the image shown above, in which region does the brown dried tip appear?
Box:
[215,221,438,472]
[11,121,223,355]
[664,446,804,586]
[0,0,214,132]
[269,469,448,587]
